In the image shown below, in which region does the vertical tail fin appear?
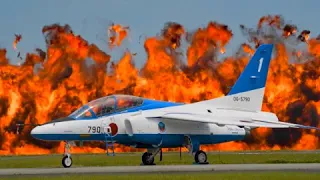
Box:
[196,44,274,111]
[227,44,273,96]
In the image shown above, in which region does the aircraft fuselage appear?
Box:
[31,103,251,149]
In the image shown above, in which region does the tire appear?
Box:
[142,152,154,165]
[62,155,72,168]
[194,150,207,163]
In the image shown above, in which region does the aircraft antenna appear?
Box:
[15,123,39,135]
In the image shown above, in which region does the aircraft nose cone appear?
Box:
[31,126,39,134]
[31,126,42,139]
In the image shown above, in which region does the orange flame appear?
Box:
[108,24,129,49]
[0,15,320,155]
[13,34,22,50]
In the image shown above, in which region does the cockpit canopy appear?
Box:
[69,94,143,119]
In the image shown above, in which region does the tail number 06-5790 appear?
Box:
[233,96,250,102]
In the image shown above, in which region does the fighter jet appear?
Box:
[31,44,320,168]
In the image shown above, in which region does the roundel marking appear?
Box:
[158,122,165,132]
[109,123,118,136]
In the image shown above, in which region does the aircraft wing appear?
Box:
[145,112,320,130]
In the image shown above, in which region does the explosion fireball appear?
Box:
[0,15,319,155]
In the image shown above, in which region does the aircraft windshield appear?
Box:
[69,105,92,119]
[69,95,143,119]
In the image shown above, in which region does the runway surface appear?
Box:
[1,163,320,176]
[2,150,320,160]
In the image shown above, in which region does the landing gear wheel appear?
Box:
[142,152,154,165]
[62,155,72,168]
[194,150,207,164]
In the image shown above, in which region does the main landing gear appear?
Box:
[140,147,209,165]
[194,150,208,164]
[62,141,75,168]
[142,135,209,165]
[141,148,161,165]
[184,135,209,165]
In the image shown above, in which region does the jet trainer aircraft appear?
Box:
[30,44,320,168]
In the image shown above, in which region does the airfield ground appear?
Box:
[1,150,320,179]
[1,150,320,168]
[1,172,320,180]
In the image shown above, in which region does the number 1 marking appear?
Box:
[258,57,263,72]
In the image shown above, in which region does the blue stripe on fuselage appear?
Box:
[31,133,246,148]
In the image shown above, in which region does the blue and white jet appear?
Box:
[30,44,320,168]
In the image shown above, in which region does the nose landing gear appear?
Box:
[62,155,72,168]
[62,141,75,168]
